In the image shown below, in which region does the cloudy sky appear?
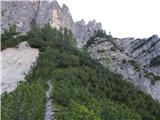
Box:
[57,0,160,38]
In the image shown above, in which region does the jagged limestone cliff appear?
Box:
[1,1,101,48]
[88,34,160,101]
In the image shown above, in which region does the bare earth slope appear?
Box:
[1,42,39,93]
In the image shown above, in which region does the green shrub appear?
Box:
[122,59,127,64]
[86,29,107,47]
[110,46,117,51]
[150,56,160,67]
[1,25,23,50]
[144,71,160,85]
[128,60,140,71]
[69,101,101,120]
[101,101,142,120]
[1,81,46,120]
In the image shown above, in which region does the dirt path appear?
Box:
[45,81,55,120]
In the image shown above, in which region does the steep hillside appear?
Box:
[1,25,160,120]
[1,41,39,93]
[1,1,160,120]
[87,30,160,101]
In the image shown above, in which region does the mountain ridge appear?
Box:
[2,25,160,120]
[1,0,160,102]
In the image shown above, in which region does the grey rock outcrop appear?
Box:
[88,35,160,102]
[1,1,40,33]
[75,19,102,47]
[1,1,101,47]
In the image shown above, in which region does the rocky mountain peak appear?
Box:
[148,34,159,41]
[62,4,70,15]
[76,19,86,25]
[50,0,61,9]
[1,1,101,47]
[74,19,102,47]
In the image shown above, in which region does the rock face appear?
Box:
[1,1,101,47]
[1,42,39,93]
[88,35,160,102]
[75,19,102,47]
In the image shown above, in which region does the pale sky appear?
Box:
[56,0,160,38]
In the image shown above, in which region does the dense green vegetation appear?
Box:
[1,25,26,50]
[2,81,46,120]
[86,29,107,47]
[150,56,160,67]
[86,29,119,51]
[1,25,160,120]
